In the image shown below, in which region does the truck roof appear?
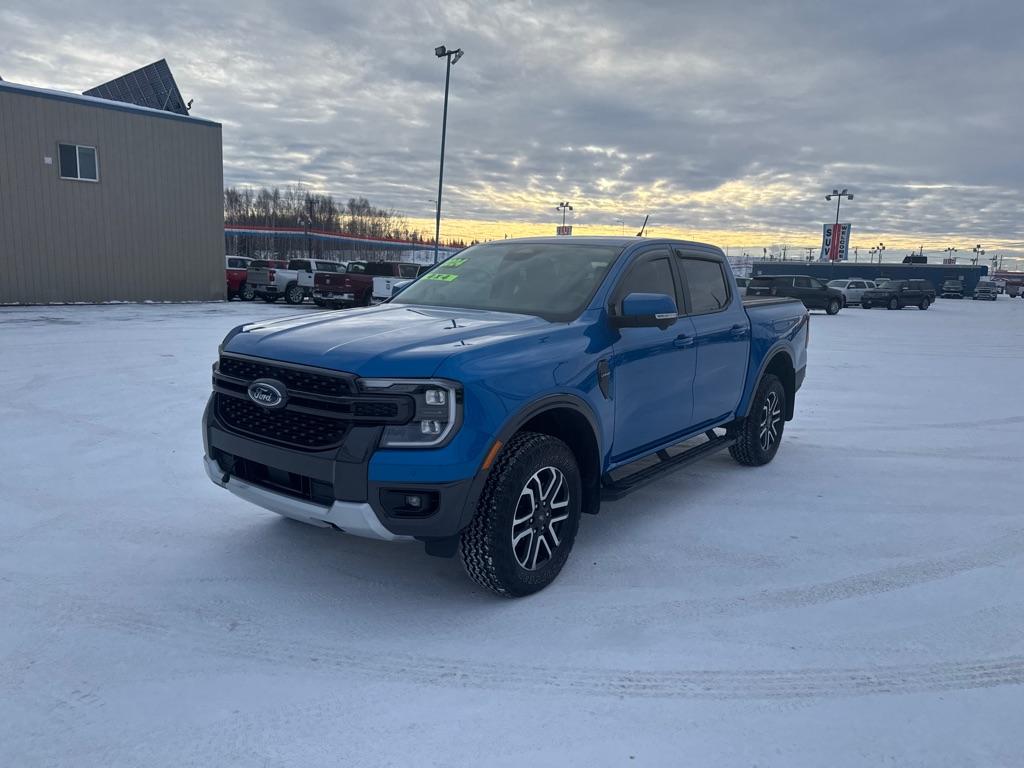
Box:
[494,236,726,256]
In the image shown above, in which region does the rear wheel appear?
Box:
[285,283,304,305]
[919,297,930,310]
[460,432,582,597]
[729,374,786,467]
[262,295,278,303]
[826,298,841,315]
[240,283,256,301]
[888,297,900,310]
[862,300,871,309]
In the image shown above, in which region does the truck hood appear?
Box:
[222,304,551,376]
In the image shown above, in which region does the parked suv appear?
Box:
[941,279,965,299]
[826,279,875,307]
[972,281,999,301]
[746,275,843,314]
[861,279,935,310]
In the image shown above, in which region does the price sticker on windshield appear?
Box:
[444,257,468,268]
[424,273,459,282]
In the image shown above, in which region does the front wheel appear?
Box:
[826,298,841,315]
[285,284,305,305]
[862,301,871,309]
[919,297,930,310]
[888,297,900,310]
[729,374,786,467]
[460,432,582,597]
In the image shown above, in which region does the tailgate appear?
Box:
[247,268,272,286]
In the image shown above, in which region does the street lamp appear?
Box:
[615,218,625,235]
[556,201,574,228]
[824,188,853,260]
[433,44,465,264]
[876,242,886,264]
[944,246,957,263]
[972,243,985,266]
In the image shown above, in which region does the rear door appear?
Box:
[676,252,750,427]
[847,280,866,303]
[792,276,820,307]
[609,249,697,462]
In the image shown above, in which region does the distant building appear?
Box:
[0,79,223,304]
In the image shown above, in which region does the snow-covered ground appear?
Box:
[2,297,1023,767]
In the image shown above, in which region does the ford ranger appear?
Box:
[204,237,809,596]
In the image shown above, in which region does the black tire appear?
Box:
[360,289,373,307]
[887,297,900,310]
[826,298,841,315]
[262,295,278,303]
[861,301,871,309]
[285,283,304,305]
[729,374,786,467]
[919,297,930,310]
[460,432,582,598]
[240,283,256,301]
[313,298,327,308]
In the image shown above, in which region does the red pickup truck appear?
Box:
[225,256,254,300]
[312,261,424,308]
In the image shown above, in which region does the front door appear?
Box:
[609,250,696,463]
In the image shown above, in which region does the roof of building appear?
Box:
[0,79,219,128]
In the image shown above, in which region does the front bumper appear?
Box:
[203,396,479,542]
[312,290,355,302]
[204,454,409,540]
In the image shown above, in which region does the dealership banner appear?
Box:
[819,223,852,261]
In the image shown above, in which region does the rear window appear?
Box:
[227,257,249,269]
[288,260,312,271]
[364,262,398,276]
[750,277,774,288]
[679,257,730,313]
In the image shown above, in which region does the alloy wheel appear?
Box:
[759,390,782,451]
[511,466,571,571]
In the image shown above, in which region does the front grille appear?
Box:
[216,394,346,449]
[353,401,399,418]
[218,356,353,397]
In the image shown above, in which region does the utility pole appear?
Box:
[806,247,815,262]
[433,44,465,264]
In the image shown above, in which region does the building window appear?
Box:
[58,144,99,181]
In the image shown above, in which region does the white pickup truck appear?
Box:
[247,258,346,304]
[371,262,428,303]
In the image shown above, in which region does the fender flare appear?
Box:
[449,393,604,536]
[739,345,797,420]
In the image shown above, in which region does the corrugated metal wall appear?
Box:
[0,85,223,304]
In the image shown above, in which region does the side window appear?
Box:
[794,277,811,288]
[399,264,420,278]
[613,255,676,313]
[58,143,99,181]
[679,257,730,314]
[850,281,864,289]
[227,258,247,269]
[774,277,794,288]
[315,261,337,272]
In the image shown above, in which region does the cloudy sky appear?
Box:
[2,0,1022,264]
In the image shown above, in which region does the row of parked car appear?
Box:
[224,256,429,308]
[736,273,1009,312]
[738,275,938,312]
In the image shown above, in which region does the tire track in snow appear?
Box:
[6,584,1024,702]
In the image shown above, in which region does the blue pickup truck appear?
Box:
[204,237,809,596]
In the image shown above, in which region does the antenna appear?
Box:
[636,214,650,237]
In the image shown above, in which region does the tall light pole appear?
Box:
[557,201,573,229]
[876,242,886,264]
[615,218,625,235]
[433,44,465,264]
[944,246,957,264]
[824,188,853,260]
[972,243,985,266]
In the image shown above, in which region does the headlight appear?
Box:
[358,378,462,448]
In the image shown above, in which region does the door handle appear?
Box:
[674,334,694,348]
[730,324,748,338]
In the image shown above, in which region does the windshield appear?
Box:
[827,280,847,287]
[393,241,624,320]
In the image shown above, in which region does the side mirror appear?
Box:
[613,292,678,330]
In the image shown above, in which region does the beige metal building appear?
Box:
[0,80,223,304]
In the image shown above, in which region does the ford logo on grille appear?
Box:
[247,379,287,409]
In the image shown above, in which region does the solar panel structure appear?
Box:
[84,59,189,115]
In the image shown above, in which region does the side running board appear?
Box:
[600,430,736,501]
